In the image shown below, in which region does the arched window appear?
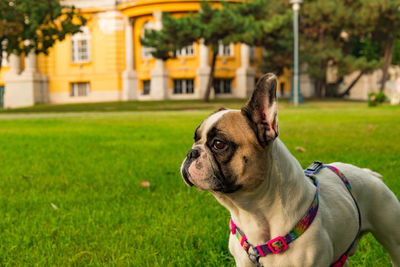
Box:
[141,21,155,59]
[71,26,91,63]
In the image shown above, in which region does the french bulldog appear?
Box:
[180,73,400,267]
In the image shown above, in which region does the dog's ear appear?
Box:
[241,73,278,146]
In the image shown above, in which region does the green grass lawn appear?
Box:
[0,101,399,266]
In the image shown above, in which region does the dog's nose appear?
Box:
[187,149,200,160]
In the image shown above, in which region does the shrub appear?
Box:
[368,91,386,106]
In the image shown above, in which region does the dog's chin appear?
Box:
[211,181,242,194]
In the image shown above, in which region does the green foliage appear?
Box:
[300,0,400,95]
[139,0,400,97]
[233,0,292,76]
[0,102,399,265]
[0,0,86,69]
[302,1,376,80]
[368,91,387,106]
[198,1,246,51]
[141,0,245,58]
[391,31,400,65]
[140,13,201,60]
[141,0,252,101]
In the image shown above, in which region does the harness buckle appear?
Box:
[305,161,323,176]
[248,252,260,265]
[267,236,288,254]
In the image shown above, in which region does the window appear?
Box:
[280,82,285,97]
[143,80,150,95]
[173,79,194,94]
[218,43,233,56]
[213,79,232,94]
[70,82,90,97]
[141,21,155,59]
[71,26,91,63]
[249,46,256,58]
[175,44,194,57]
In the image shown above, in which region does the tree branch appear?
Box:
[337,71,365,97]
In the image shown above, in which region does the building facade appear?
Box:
[0,0,292,108]
[1,0,394,109]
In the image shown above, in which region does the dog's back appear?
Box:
[327,163,400,267]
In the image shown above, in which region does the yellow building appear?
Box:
[0,0,291,108]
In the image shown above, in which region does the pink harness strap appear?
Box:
[331,255,348,267]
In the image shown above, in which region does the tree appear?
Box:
[141,0,245,102]
[139,13,201,61]
[0,0,86,71]
[362,0,400,92]
[228,0,383,98]
[232,0,292,76]
[298,0,400,97]
[142,0,399,99]
[297,0,382,97]
[391,31,400,65]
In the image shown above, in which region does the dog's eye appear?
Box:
[213,140,227,150]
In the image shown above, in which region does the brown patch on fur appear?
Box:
[212,111,269,191]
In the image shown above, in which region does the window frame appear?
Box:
[175,44,194,57]
[142,80,151,95]
[71,26,91,63]
[249,46,256,58]
[70,82,90,97]
[218,42,234,56]
[213,79,233,94]
[173,79,195,94]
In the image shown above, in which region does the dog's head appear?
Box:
[180,73,279,194]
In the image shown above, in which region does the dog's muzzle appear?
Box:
[181,149,200,187]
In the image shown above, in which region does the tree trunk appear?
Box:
[203,50,218,102]
[315,79,324,98]
[337,71,364,97]
[380,37,395,92]
[314,58,327,98]
[315,29,326,98]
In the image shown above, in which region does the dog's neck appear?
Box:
[212,138,317,246]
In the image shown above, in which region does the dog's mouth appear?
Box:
[181,164,194,187]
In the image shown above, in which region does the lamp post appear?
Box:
[290,0,303,107]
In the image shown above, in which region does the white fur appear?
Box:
[217,138,400,267]
[200,109,233,141]
[182,103,400,267]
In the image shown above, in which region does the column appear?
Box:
[299,64,314,98]
[8,54,20,75]
[4,52,48,108]
[196,39,212,99]
[150,10,169,100]
[122,16,138,101]
[21,51,48,105]
[236,44,255,98]
[23,51,38,74]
